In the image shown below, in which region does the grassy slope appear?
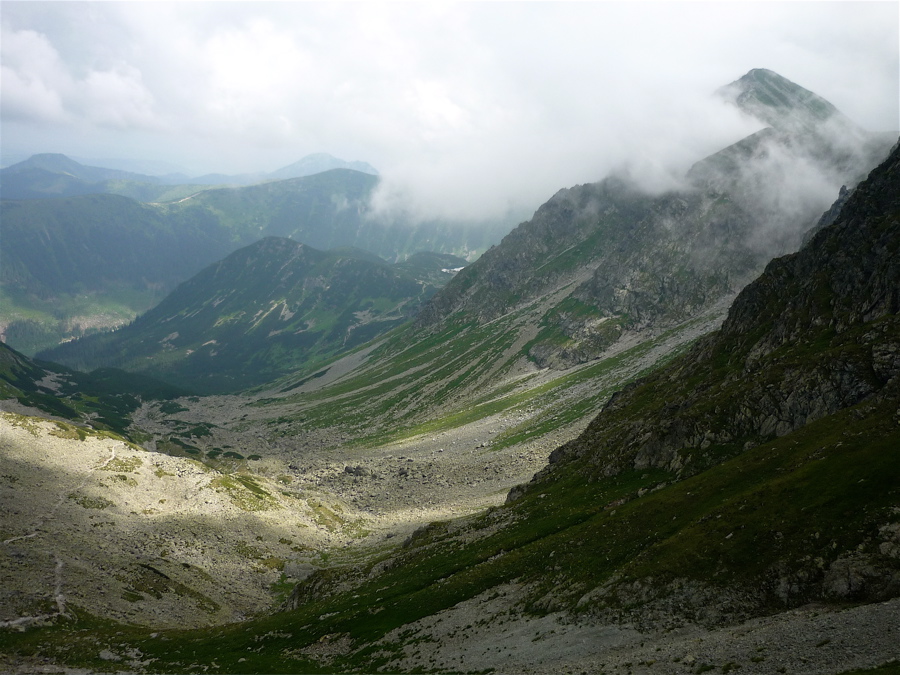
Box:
[250,281,717,458]
[0,171,503,357]
[0,341,188,439]
[37,240,467,394]
[0,194,234,354]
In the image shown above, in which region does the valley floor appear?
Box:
[4,405,898,675]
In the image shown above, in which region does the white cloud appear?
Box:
[0,26,70,122]
[0,63,68,123]
[80,65,160,129]
[0,22,160,131]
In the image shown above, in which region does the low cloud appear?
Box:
[368,85,764,223]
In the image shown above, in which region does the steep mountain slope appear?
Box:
[418,69,893,370]
[0,195,231,298]
[170,169,378,251]
[0,341,188,438]
[536,137,899,483]
[0,193,234,354]
[166,168,509,261]
[38,238,465,393]
[228,70,893,466]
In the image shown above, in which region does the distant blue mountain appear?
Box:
[268,153,378,180]
[0,152,379,196]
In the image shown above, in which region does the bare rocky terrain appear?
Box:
[0,393,575,632]
[375,586,900,674]
[0,411,355,629]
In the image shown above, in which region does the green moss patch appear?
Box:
[209,474,279,512]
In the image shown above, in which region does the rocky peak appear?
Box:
[688,69,891,236]
[717,68,844,132]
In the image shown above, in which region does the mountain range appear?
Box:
[417,69,892,368]
[192,152,379,185]
[1,68,898,674]
[0,151,378,200]
[25,70,893,400]
[1,165,514,355]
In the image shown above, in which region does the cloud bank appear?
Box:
[1,2,897,221]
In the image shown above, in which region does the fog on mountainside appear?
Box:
[2,68,893,381]
[689,69,894,257]
[415,69,894,372]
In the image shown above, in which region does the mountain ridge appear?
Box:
[37,237,467,393]
[414,68,894,372]
[1,152,163,185]
[526,136,899,487]
[0,151,378,198]
[1,168,508,355]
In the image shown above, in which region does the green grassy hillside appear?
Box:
[0,341,188,439]
[38,238,466,393]
[1,168,510,356]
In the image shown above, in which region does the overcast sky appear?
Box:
[2,1,897,220]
